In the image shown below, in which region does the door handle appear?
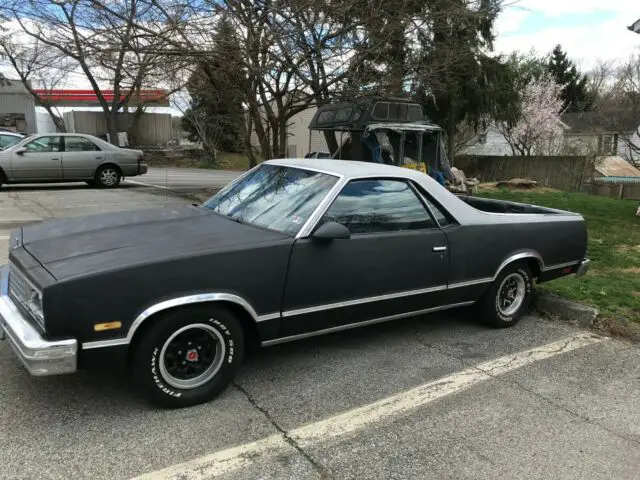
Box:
[51,158,60,161]
[432,246,447,252]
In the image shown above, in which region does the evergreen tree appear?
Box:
[181,16,246,159]
[414,0,509,163]
[547,45,592,112]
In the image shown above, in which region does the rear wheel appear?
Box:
[478,262,533,328]
[95,165,121,188]
[0,169,6,188]
[130,305,245,408]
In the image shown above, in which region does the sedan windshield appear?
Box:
[202,164,339,236]
[0,134,23,151]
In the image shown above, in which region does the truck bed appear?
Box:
[459,195,565,215]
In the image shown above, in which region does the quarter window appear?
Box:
[65,136,101,152]
[320,179,436,234]
[24,136,61,153]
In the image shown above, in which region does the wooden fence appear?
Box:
[454,155,594,192]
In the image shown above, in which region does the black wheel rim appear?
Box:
[159,324,226,390]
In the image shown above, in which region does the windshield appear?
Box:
[202,164,339,236]
[0,134,24,151]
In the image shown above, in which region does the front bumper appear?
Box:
[0,265,77,376]
[575,258,590,278]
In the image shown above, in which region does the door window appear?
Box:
[320,179,436,234]
[24,136,61,153]
[65,136,101,152]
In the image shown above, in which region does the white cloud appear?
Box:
[495,6,640,69]
[512,0,639,17]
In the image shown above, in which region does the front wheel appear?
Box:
[130,305,245,408]
[478,262,533,328]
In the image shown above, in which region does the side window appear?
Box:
[65,136,101,152]
[423,197,453,227]
[321,179,436,234]
[410,181,456,227]
[24,136,61,153]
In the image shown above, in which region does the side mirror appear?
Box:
[15,148,26,156]
[312,221,351,241]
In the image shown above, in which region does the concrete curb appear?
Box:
[532,293,599,328]
[0,221,40,230]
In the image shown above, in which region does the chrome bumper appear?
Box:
[575,258,590,278]
[0,265,77,375]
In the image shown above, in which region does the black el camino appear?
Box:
[0,159,590,408]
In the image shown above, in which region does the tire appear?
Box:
[130,305,245,408]
[0,169,6,188]
[95,165,121,188]
[478,262,533,328]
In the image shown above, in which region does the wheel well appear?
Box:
[523,257,541,279]
[95,162,123,177]
[126,301,262,367]
[499,257,541,280]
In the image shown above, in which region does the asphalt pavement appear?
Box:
[125,167,243,198]
[1,182,640,480]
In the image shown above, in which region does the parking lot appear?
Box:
[1,181,640,480]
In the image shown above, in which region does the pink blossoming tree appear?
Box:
[498,73,566,155]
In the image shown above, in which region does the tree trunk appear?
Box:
[42,106,66,133]
[106,111,119,146]
[447,116,456,167]
[278,118,288,157]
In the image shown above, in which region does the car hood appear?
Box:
[20,206,289,280]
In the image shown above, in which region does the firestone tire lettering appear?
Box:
[130,305,245,408]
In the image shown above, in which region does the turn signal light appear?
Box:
[94,321,122,332]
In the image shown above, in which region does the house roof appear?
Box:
[561,111,639,134]
[595,156,640,177]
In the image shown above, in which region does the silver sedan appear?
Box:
[0,133,148,188]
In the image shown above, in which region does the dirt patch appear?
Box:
[616,244,640,253]
[622,268,640,274]
[596,315,640,343]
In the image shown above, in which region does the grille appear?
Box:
[8,265,45,331]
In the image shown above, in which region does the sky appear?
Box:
[3,1,639,118]
[494,0,640,69]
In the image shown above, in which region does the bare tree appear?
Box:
[0,35,69,132]
[1,0,177,144]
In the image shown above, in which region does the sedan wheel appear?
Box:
[131,305,245,408]
[478,262,533,328]
[96,165,121,188]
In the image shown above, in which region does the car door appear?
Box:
[61,135,104,180]
[10,135,63,181]
[280,178,450,339]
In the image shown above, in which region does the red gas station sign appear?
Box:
[33,89,170,107]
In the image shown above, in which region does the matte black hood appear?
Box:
[20,206,288,280]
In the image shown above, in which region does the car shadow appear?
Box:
[1,309,482,416]
[0,183,138,192]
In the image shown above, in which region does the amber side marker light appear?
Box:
[94,321,122,332]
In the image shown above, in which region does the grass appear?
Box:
[195,151,257,171]
[477,186,640,323]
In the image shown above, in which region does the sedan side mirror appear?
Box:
[312,221,351,241]
[15,148,26,156]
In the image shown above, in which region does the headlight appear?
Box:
[26,289,45,328]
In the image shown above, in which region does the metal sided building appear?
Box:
[0,77,37,134]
